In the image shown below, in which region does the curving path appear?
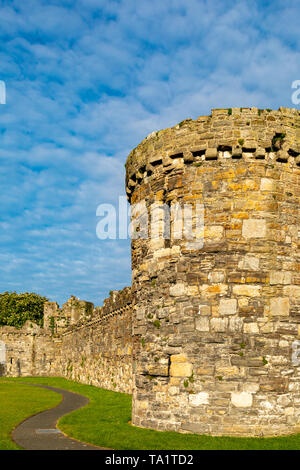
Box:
[12,384,107,450]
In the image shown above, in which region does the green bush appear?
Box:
[0,291,48,328]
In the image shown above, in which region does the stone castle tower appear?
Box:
[126,107,300,436]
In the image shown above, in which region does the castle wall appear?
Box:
[0,288,134,394]
[53,288,133,393]
[126,107,300,436]
[0,322,58,377]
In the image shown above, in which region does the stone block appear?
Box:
[182,423,210,433]
[270,271,292,285]
[238,255,260,271]
[260,178,274,191]
[150,239,165,251]
[170,283,186,296]
[183,151,194,163]
[255,148,266,159]
[228,317,243,332]
[200,284,228,296]
[269,297,290,316]
[170,362,193,377]
[215,366,239,377]
[243,322,259,334]
[171,354,188,363]
[136,308,144,320]
[242,383,259,393]
[195,317,210,332]
[187,285,199,296]
[148,364,169,376]
[232,285,261,297]
[198,305,211,316]
[242,219,266,239]
[231,392,253,408]
[232,146,242,157]
[219,298,237,315]
[196,366,215,375]
[205,226,224,240]
[208,270,225,283]
[283,285,300,297]
[137,400,149,410]
[205,148,218,159]
[168,386,179,396]
[210,317,228,332]
[189,392,209,406]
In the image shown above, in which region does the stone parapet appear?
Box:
[125,107,300,204]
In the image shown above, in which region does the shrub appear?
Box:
[0,291,48,328]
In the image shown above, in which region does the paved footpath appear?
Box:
[12,384,107,450]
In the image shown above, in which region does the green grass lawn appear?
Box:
[1,376,300,450]
[0,380,61,449]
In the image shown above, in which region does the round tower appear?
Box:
[126,107,300,437]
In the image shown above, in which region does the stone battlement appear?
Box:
[125,107,300,203]
[59,287,133,336]
[43,287,133,335]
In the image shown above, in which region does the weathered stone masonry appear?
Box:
[127,107,300,437]
[1,107,300,437]
[0,288,134,394]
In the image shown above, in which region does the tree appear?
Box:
[0,291,48,328]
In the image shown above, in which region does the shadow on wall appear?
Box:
[17,359,21,376]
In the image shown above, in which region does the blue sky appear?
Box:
[0,0,299,306]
